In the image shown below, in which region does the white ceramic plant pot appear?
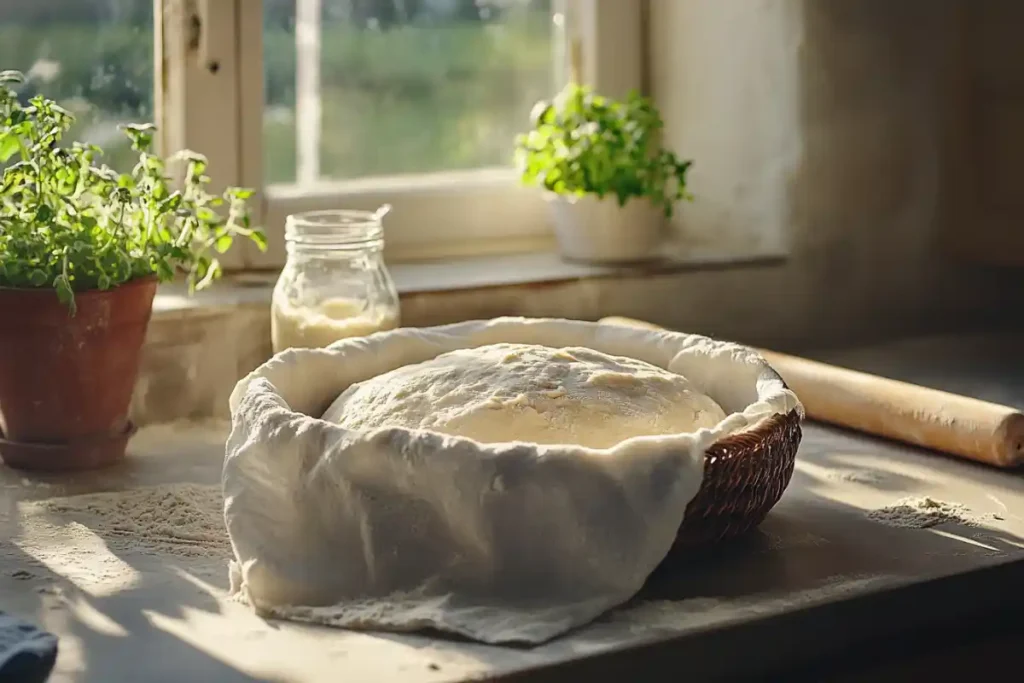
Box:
[548,194,666,264]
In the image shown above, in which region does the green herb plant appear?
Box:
[515,82,693,217]
[0,70,266,314]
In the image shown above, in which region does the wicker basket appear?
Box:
[673,409,802,549]
[594,318,802,549]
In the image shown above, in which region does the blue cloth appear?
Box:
[0,610,58,683]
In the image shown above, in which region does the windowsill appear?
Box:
[153,244,786,315]
[137,243,788,427]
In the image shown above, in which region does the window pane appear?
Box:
[264,0,556,185]
[0,1,153,172]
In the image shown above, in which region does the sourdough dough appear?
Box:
[321,343,728,448]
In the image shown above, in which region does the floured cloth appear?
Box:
[224,318,802,644]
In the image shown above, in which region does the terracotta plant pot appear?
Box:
[548,194,667,264]
[0,277,157,471]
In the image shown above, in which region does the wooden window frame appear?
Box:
[158,0,645,268]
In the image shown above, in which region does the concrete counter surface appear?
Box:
[1,333,1022,682]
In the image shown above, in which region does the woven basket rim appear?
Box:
[674,409,803,548]
[715,411,788,448]
[710,410,800,456]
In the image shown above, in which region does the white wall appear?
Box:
[641,0,1019,344]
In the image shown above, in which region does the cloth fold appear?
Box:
[223,318,801,644]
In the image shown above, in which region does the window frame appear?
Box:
[157,0,255,270]
[160,0,645,268]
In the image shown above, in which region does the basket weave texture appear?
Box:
[673,409,802,549]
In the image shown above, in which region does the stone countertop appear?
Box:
[1,334,1023,682]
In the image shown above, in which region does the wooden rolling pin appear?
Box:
[600,316,1024,469]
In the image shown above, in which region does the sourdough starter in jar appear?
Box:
[272,297,399,351]
[271,208,400,353]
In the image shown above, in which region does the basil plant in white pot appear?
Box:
[515,83,693,264]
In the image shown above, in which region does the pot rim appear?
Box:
[0,421,137,472]
[541,190,656,206]
[0,274,159,299]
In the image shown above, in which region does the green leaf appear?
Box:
[0,133,20,163]
[121,122,157,135]
[54,275,76,316]
[49,103,72,119]
[119,123,156,151]
[249,230,268,252]
[159,191,183,213]
[154,260,175,281]
[195,258,221,291]
[214,234,233,253]
[197,207,219,223]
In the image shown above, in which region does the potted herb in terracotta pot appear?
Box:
[0,70,266,471]
[515,83,694,264]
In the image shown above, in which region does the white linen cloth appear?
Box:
[223,318,801,644]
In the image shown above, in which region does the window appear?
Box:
[0,0,154,173]
[163,0,644,268]
[264,0,556,184]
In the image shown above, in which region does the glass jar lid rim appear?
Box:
[285,207,389,245]
[287,207,388,228]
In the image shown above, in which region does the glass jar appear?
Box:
[271,207,400,353]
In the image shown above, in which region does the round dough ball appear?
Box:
[321,343,728,449]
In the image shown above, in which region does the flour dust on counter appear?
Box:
[822,468,887,485]
[18,483,231,559]
[867,496,992,529]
